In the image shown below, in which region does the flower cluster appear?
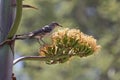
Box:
[39,28,100,64]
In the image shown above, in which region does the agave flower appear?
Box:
[39,28,100,64]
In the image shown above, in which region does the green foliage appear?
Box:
[98,0,120,21]
[7,0,23,38]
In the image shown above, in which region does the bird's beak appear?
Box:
[58,24,63,27]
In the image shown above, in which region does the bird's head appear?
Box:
[50,22,63,28]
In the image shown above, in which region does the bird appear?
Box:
[0,22,62,54]
[16,22,62,44]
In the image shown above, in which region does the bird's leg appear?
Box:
[37,38,42,45]
[40,38,46,45]
[37,38,46,46]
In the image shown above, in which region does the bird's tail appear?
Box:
[15,33,31,40]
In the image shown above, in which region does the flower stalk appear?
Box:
[0,0,14,79]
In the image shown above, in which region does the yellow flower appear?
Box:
[39,28,101,64]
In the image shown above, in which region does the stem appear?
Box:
[13,56,46,65]
[13,54,74,65]
[0,0,14,79]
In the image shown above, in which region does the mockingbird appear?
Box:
[0,22,62,53]
[16,22,62,44]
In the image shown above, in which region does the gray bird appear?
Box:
[16,22,62,44]
[0,22,62,54]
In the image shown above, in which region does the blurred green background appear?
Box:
[13,0,120,80]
